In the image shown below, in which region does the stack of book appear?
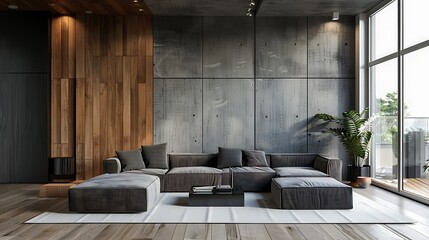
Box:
[192,186,215,193]
[214,185,233,193]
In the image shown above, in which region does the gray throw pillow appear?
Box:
[141,143,168,169]
[217,147,242,168]
[243,150,268,167]
[116,149,145,171]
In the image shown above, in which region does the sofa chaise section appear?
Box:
[270,153,342,181]
[69,173,160,212]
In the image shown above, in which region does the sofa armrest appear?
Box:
[103,158,121,174]
[313,155,342,181]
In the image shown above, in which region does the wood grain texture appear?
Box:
[51,14,153,179]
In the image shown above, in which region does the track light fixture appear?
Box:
[247,0,257,17]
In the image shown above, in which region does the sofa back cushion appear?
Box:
[270,154,316,168]
[169,153,218,168]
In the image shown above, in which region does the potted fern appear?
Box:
[315,108,378,182]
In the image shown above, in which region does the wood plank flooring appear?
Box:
[1,184,429,240]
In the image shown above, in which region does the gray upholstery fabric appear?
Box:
[274,167,329,178]
[127,169,168,191]
[116,149,145,171]
[313,155,342,181]
[270,154,316,168]
[169,153,218,168]
[103,158,121,173]
[226,166,277,192]
[165,166,222,192]
[271,177,353,209]
[217,147,242,168]
[69,173,160,212]
[242,150,268,167]
[141,143,168,169]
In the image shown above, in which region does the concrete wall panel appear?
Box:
[203,79,254,152]
[154,78,203,153]
[256,79,308,152]
[154,17,202,78]
[203,17,254,78]
[256,17,308,78]
[308,16,355,78]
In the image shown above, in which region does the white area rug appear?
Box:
[27,192,415,224]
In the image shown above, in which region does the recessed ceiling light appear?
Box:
[139,8,144,12]
[332,12,340,21]
[134,0,138,2]
[8,4,18,9]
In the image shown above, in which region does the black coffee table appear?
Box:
[188,187,244,207]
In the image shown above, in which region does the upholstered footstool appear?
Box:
[271,177,353,209]
[69,173,160,212]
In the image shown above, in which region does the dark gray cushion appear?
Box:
[217,147,242,168]
[116,149,145,171]
[142,143,168,169]
[270,154,316,168]
[225,166,277,192]
[242,150,268,167]
[165,167,223,192]
[274,167,329,177]
[169,153,218,168]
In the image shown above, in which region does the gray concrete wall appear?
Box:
[153,16,355,179]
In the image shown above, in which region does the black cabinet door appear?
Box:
[0,12,50,183]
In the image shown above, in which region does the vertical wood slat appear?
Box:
[122,56,131,150]
[60,78,69,146]
[51,17,61,79]
[60,17,69,78]
[84,15,94,179]
[75,78,85,180]
[76,14,85,79]
[68,17,76,79]
[51,13,153,179]
[92,57,101,176]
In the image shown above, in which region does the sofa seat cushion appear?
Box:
[274,167,329,178]
[68,173,160,212]
[127,169,168,191]
[165,166,223,192]
[223,167,277,192]
[168,166,222,174]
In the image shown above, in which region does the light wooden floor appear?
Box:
[1,184,429,240]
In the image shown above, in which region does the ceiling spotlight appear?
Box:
[8,4,18,9]
[134,0,138,2]
[250,0,255,6]
[332,12,339,21]
[139,8,144,12]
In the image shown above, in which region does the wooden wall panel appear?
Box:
[51,16,75,158]
[51,14,153,179]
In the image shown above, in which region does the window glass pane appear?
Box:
[370,0,397,60]
[402,47,429,197]
[404,0,429,48]
[371,58,398,186]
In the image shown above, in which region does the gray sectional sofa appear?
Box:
[103,152,342,192]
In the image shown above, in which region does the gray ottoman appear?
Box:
[69,173,160,212]
[271,177,353,209]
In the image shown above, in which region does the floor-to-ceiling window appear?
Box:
[370,0,429,203]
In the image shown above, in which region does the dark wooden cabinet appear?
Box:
[0,12,50,183]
